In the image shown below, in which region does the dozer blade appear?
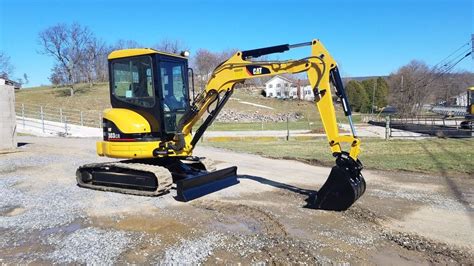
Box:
[313,153,366,211]
[175,166,239,201]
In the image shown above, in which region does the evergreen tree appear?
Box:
[361,79,376,112]
[361,78,389,112]
[375,77,389,108]
[345,80,370,112]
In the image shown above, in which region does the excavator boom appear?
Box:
[170,39,366,210]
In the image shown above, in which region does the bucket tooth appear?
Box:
[313,153,366,211]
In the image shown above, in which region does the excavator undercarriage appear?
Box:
[77,157,238,201]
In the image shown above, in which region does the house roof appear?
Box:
[264,75,294,85]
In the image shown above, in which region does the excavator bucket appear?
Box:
[313,153,366,211]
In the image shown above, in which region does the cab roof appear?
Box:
[108,48,187,60]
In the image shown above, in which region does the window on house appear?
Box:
[276,83,281,88]
[284,91,289,96]
[268,84,273,88]
[277,92,281,96]
[269,92,273,97]
[285,83,289,87]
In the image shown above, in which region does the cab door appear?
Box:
[157,56,190,135]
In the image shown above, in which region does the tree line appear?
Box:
[344,60,473,114]
[345,77,389,113]
[35,22,239,96]
[2,22,472,116]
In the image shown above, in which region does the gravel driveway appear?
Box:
[0,136,472,264]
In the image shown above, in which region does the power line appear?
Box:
[411,41,471,88]
[433,47,471,73]
[431,41,470,70]
[422,50,471,87]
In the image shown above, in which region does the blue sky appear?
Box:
[0,0,472,87]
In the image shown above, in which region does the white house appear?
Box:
[300,85,315,101]
[264,76,294,98]
[453,91,468,106]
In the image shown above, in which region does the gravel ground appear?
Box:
[0,136,472,264]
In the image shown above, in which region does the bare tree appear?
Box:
[38,23,93,96]
[389,60,474,115]
[430,72,474,105]
[153,39,188,54]
[191,49,220,91]
[49,64,69,87]
[0,51,14,79]
[112,39,142,50]
[388,60,433,115]
[78,37,108,86]
[23,73,29,85]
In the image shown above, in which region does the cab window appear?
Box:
[111,56,155,108]
[160,61,188,112]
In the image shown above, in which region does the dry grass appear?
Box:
[16,83,111,111]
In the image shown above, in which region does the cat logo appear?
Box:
[253,67,262,75]
[246,65,270,76]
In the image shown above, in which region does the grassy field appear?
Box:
[16,84,364,131]
[203,138,473,176]
[16,83,111,111]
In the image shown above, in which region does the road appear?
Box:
[0,136,472,264]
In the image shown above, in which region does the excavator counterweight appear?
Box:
[76,39,366,211]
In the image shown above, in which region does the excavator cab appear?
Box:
[108,51,191,138]
[77,49,239,200]
[467,87,473,117]
[461,87,474,129]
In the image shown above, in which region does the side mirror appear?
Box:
[188,68,195,103]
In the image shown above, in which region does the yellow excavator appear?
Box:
[460,87,473,130]
[76,39,366,211]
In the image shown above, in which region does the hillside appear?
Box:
[15,84,357,130]
[15,83,111,111]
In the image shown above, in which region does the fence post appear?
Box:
[286,116,289,141]
[64,116,68,136]
[40,106,45,133]
[21,103,25,128]
[80,111,84,126]
[385,115,390,140]
[307,113,311,130]
[59,108,63,123]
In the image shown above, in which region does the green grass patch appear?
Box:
[203,138,473,176]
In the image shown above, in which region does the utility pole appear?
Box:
[471,34,473,60]
[371,79,376,114]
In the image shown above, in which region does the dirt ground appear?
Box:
[0,136,473,264]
